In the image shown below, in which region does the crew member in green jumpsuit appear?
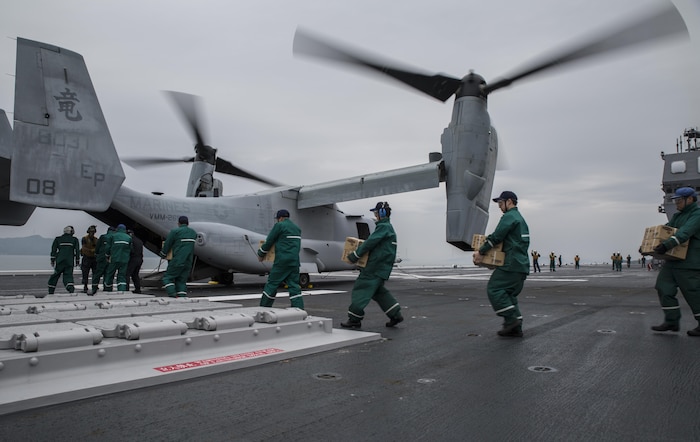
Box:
[473,191,530,337]
[90,226,113,295]
[159,216,197,298]
[257,209,303,308]
[341,201,403,329]
[104,224,132,293]
[47,226,80,296]
[650,187,700,336]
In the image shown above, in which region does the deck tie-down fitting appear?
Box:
[26,303,87,314]
[119,320,188,340]
[17,327,103,352]
[254,308,308,324]
[96,300,149,309]
[195,313,255,331]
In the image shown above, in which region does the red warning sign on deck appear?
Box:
[154,348,284,372]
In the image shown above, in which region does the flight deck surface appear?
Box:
[1,264,699,441]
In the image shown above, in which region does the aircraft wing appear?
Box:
[0,109,36,225]
[297,160,444,209]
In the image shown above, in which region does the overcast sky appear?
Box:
[1,0,699,265]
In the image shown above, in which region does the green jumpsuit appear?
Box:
[159,224,197,297]
[91,230,112,294]
[105,226,132,292]
[479,207,530,328]
[654,203,700,327]
[47,233,80,294]
[258,219,303,308]
[346,217,401,324]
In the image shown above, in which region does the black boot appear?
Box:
[651,322,679,332]
[498,319,523,337]
[386,314,404,328]
[687,325,700,336]
[340,320,361,329]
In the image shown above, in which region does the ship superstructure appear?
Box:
[660,128,700,218]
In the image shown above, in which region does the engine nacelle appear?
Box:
[441,95,498,251]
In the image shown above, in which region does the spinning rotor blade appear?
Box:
[215,158,281,186]
[163,91,279,186]
[164,91,206,147]
[122,155,279,187]
[484,3,688,94]
[122,156,194,168]
[294,28,462,102]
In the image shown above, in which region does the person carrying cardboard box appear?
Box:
[473,191,531,337]
[257,209,303,309]
[650,187,700,336]
[341,201,403,329]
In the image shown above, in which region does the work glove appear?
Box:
[348,252,358,264]
[50,258,56,268]
[653,243,668,255]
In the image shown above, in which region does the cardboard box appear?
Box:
[161,241,172,261]
[643,225,675,241]
[342,237,368,267]
[258,240,275,262]
[472,234,505,268]
[640,225,688,260]
[472,234,503,251]
[478,250,506,267]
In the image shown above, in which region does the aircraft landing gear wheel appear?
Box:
[299,273,310,288]
[214,272,234,286]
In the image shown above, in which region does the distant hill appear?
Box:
[0,235,55,255]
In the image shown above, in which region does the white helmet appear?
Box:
[63,226,75,235]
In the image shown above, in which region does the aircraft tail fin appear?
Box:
[9,38,124,211]
[0,109,36,225]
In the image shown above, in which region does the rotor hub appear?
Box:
[456,72,487,100]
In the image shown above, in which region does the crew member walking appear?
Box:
[257,209,303,308]
[473,191,530,337]
[650,187,700,336]
[159,216,197,298]
[342,202,403,329]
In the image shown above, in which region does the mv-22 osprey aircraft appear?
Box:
[0,3,688,287]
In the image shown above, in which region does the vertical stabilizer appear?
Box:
[10,38,124,211]
[0,109,36,225]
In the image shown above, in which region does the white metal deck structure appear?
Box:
[0,290,379,415]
